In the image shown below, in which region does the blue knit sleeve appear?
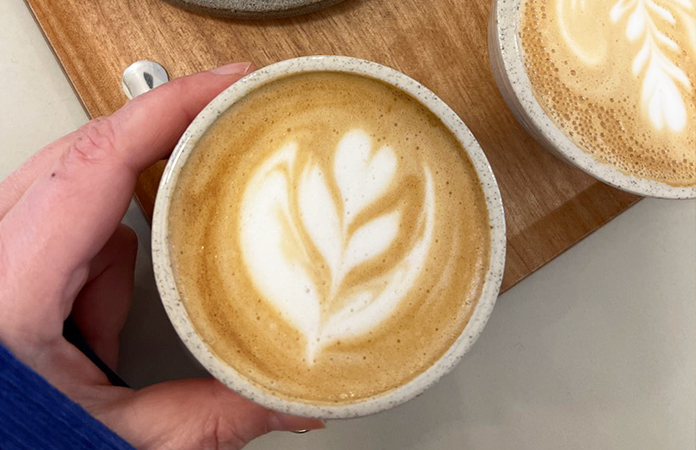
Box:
[0,343,133,449]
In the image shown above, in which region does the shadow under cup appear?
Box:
[489,0,696,199]
[151,56,507,418]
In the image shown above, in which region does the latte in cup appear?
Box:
[490,0,696,197]
[167,71,492,406]
[520,0,696,187]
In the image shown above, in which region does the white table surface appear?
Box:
[1,1,694,448]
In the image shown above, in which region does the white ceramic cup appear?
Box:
[151,56,507,418]
[488,0,696,199]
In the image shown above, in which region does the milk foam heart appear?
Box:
[521,0,696,186]
[239,129,435,362]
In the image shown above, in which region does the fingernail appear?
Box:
[211,62,254,75]
[268,412,326,432]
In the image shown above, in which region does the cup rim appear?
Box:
[151,55,507,418]
[491,0,696,199]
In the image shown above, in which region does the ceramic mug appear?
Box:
[152,56,507,418]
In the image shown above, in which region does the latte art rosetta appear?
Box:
[240,130,435,362]
[557,0,695,131]
[608,0,694,132]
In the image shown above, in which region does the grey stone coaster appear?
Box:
[162,0,348,19]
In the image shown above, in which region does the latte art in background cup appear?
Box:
[152,56,506,418]
[489,0,696,198]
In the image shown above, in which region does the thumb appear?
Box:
[106,379,324,450]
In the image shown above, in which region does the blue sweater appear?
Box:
[0,343,133,449]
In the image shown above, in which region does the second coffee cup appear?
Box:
[489,0,696,198]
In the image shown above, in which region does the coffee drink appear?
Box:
[167,72,491,405]
[519,0,696,187]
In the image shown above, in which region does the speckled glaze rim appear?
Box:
[489,0,696,199]
[152,56,506,419]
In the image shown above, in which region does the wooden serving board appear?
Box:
[25,0,639,291]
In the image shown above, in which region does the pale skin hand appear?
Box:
[0,62,324,449]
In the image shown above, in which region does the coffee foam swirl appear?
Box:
[521,0,696,186]
[168,72,491,404]
[240,130,435,362]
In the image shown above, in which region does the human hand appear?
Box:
[0,62,324,449]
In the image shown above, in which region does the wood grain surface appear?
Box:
[25,0,640,291]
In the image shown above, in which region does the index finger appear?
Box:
[0,63,254,338]
[0,62,255,219]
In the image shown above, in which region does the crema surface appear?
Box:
[520,0,696,186]
[169,72,490,404]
